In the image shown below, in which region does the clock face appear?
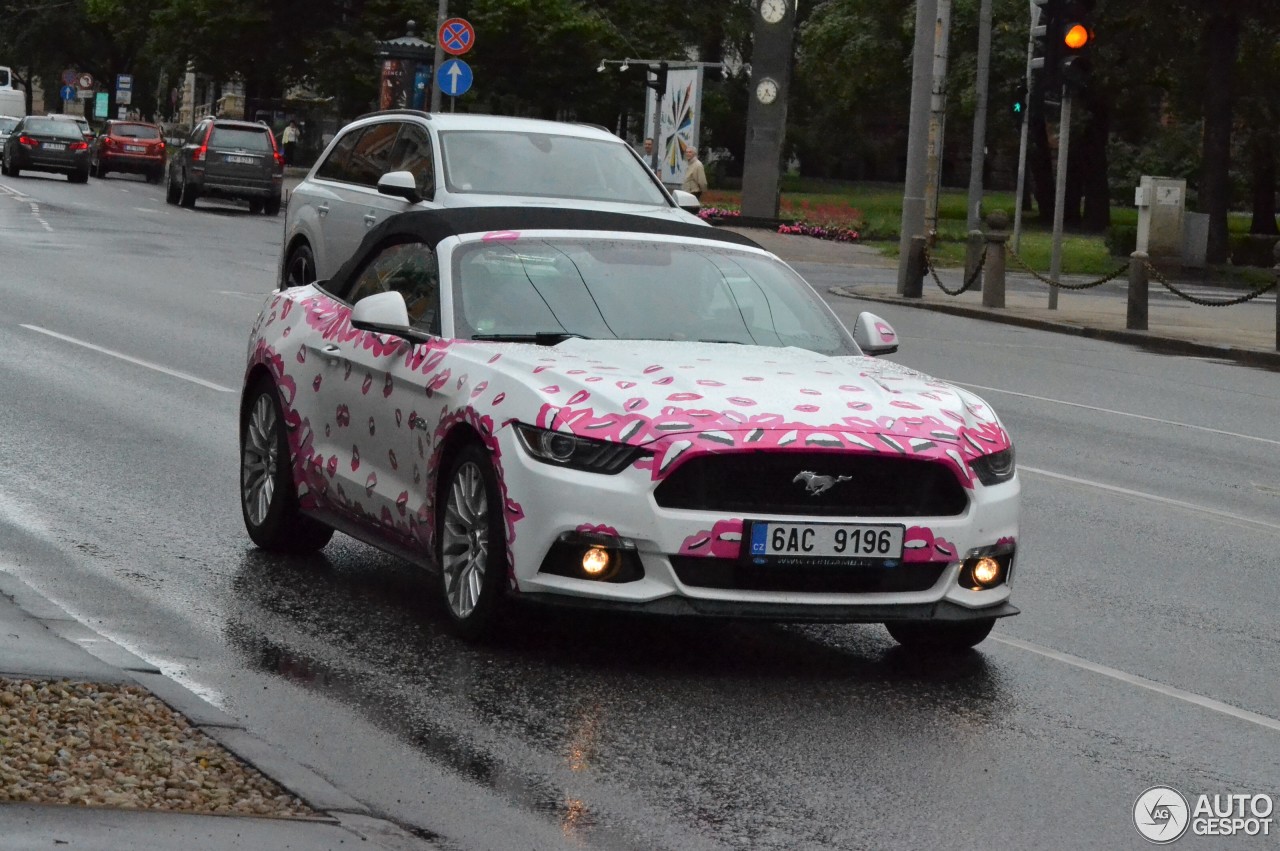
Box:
[756,78,779,105]
[760,0,786,24]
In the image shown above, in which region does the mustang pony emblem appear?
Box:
[793,471,852,496]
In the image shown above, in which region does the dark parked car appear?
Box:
[91,120,166,182]
[0,116,91,182]
[166,118,284,214]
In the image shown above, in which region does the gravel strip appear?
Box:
[0,678,313,817]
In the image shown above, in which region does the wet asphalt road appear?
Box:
[0,171,1278,850]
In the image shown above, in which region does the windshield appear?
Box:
[451,238,858,356]
[0,118,16,134]
[439,131,668,206]
[209,127,272,151]
[111,123,159,139]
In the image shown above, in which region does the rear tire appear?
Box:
[68,169,89,184]
[146,169,162,184]
[240,378,334,554]
[437,443,509,641]
[884,618,996,652]
[264,195,281,216]
[248,199,263,214]
[178,171,197,208]
[165,167,179,204]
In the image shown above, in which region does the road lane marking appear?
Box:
[993,634,1280,734]
[961,383,1280,448]
[19,325,234,393]
[1021,466,1280,534]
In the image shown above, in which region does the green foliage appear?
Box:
[1104,224,1138,257]
[1228,234,1280,267]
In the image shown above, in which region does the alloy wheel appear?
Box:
[242,393,279,528]
[441,461,490,620]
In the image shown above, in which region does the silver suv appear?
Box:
[281,110,703,288]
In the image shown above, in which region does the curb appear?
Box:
[0,571,388,824]
[830,286,1280,372]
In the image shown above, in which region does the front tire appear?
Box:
[240,379,333,553]
[884,618,996,652]
[284,243,315,288]
[438,444,509,641]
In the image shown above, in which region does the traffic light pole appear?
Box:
[1048,86,1071,310]
[897,0,941,295]
[1013,1,1041,253]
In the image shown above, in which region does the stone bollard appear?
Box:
[965,230,985,293]
[982,211,1009,309]
[1127,251,1149,331]
[902,235,926,299]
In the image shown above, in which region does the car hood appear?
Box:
[467,339,1011,474]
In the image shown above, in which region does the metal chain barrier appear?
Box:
[1006,246,1129,290]
[1143,260,1278,307]
[922,241,987,296]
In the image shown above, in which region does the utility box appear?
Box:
[1182,212,1209,268]
[1135,176,1186,261]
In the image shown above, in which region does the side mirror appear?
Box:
[350,291,412,338]
[672,189,701,214]
[377,170,423,204]
[852,311,899,356]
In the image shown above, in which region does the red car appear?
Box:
[91,120,166,182]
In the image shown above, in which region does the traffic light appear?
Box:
[1059,0,1094,92]
[1030,0,1063,95]
[1011,84,1027,122]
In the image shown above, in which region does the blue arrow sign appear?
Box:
[436,58,473,98]
[59,84,76,101]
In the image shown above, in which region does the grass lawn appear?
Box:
[704,180,1268,282]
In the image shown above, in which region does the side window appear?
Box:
[187,122,207,145]
[348,242,441,336]
[314,128,360,182]
[345,121,400,187]
[389,124,435,198]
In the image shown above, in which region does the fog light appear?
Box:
[581,547,611,577]
[972,557,1001,587]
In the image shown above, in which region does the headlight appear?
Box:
[970,446,1015,485]
[513,423,648,474]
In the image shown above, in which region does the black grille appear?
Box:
[670,557,946,594]
[653,451,967,517]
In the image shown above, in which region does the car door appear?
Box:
[306,238,445,541]
[176,120,208,179]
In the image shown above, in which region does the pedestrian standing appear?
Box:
[281,119,300,166]
[682,145,707,199]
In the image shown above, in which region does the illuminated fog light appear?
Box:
[581,547,611,577]
[972,557,1001,587]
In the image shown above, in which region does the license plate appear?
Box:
[125,144,145,152]
[224,155,256,165]
[745,520,905,567]
[44,143,65,151]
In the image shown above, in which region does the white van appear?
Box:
[0,66,28,118]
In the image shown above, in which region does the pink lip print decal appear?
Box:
[365,472,377,496]
[800,389,821,396]
[343,362,352,380]
[492,392,506,405]
[482,230,520,242]
[471,381,489,399]
[744,376,763,382]
[625,397,648,411]
[839,385,865,393]
[903,527,958,563]
[383,374,394,397]
[388,449,398,469]
[488,353,502,364]
[653,376,674,385]
[362,373,373,395]
[875,322,897,341]
[396,491,409,515]
[667,392,703,402]
[336,405,351,427]
[567,390,591,405]
[296,346,306,364]
[368,416,376,436]
[326,456,338,477]
[795,404,820,413]
[312,375,322,392]
[679,519,745,559]
[533,365,551,374]
[576,523,621,537]
[395,409,403,427]
[351,445,360,471]
[324,424,331,437]
[696,379,725,387]
[541,385,561,394]
[643,365,664,374]
[616,381,636,389]
[727,397,756,406]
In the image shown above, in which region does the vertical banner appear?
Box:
[644,67,703,187]
[379,60,404,110]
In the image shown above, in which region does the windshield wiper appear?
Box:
[470,332,588,345]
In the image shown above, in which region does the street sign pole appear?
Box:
[1013,1,1041,253]
[1049,86,1071,310]
[430,0,447,112]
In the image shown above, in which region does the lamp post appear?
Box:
[375,21,434,112]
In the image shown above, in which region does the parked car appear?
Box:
[0,115,18,158]
[1,115,91,182]
[166,117,283,214]
[45,113,94,143]
[91,120,165,182]
[280,110,705,289]
[241,206,1020,647]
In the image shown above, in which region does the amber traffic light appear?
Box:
[1063,23,1090,50]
